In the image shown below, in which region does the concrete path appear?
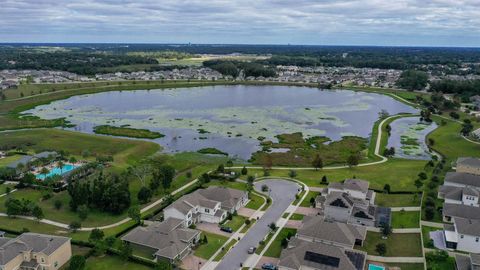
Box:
[420,220,444,228]
[366,255,425,263]
[214,179,301,270]
[391,207,421,212]
[0,189,17,198]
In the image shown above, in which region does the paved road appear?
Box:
[215,179,300,270]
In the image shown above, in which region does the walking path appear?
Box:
[391,206,421,211]
[366,255,425,263]
[0,189,17,198]
[420,220,444,228]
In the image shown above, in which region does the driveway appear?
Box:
[196,222,232,237]
[295,206,321,216]
[215,179,300,270]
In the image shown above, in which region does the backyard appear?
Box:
[357,232,423,257]
[391,211,420,228]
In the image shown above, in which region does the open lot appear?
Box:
[375,193,420,207]
[391,211,420,228]
[357,232,423,257]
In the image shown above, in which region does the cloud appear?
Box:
[0,0,479,46]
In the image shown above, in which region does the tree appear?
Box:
[128,163,151,186]
[375,243,387,256]
[321,175,328,184]
[54,200,63,210]
[77,205,89,220]
[380,223,392,238]
[119,242,132,260]
[288,170,297,178]
[269,222,277,231]
[40,167,50,179]
[32,206,44,220]
[69,221,81,232]
[128,206,141,224]
[158,165,175,190]
[57,160,65,174]
[241,166,248,175]
[203,234,208,244]
[68,255,86,270]
[263,155,273,170]
[16,162,25,173]
[89,228,104,243]
[156,259,173,270]
[217,164,225,173]
[69,156,77,164]
[347,154,360,167]
[396,69,428,90]
[137,186,152,204]
[418,172,427,180]
[312,154,323,170]
[425,206,435,220]
[383,184,391,194]
[414,179,424,190]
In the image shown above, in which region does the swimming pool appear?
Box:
[36,164,77,180]
[368,264,385,270]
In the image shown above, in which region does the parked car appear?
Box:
[247,246,256,254]
[261,263,277,270]
[220,226,233,233]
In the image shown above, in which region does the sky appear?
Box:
[1,0,480,47]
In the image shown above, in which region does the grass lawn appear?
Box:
[194,232,228,260]
[84,255,152,270]
[0,129,160,170]
[224,215,246,232]
[263,228,297,258]
[253,159,427,192]
[240,219,256,233]
[213,239,237,261]
[292,190,306,205]
[0,154,22,167]
[299,191,318,207]
[289,213,304,221]
[391,211,420,228]
[426,253,456,270]
[358,232,423,257]
[246,192,265,210]
[375,193,421,207]
[93,125,164,139]
[422,226,441,248]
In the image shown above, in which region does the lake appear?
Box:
[25,85,418,160]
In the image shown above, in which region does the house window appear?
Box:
[476,237,479,242]
[461,235,464,239]
[205,209,210,213]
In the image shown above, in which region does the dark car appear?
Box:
[261,263,277,270]
[220,226,233,233]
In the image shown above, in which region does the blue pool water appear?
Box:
[368,264,385,270]
[36,164,77,180]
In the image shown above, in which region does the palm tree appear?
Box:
[69,156,77,164]
[40,167,50,179]
[57,161,65,174]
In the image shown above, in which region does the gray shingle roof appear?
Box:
[443,203,480,220]
[326,192,354,209]
[121,218,199,260]
[7,155,33,168]
[445,172,480,188]
[455,217,480,236]
[455,254,472,270]
[297,216,366,248]
[278,238,366,270]
[439,185,479,201]
[458,158,480,169]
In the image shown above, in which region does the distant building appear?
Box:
[0,233,71,270]
[163,186,248,227]
[121,218,200,262]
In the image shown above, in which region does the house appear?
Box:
[457,158,480,176]
[315,179,388,227]
[455,253,480,270]
[443,203,480,222]
[444,217,480,253]
[163,186,248,227]
[296,216,366,249]
[470,96,480,108]
[443,172,480,189]
[278,238,366,270]
[121,218,200,262]
[7,155,34,169]
[439,185,479,206]
[0,233,71,270]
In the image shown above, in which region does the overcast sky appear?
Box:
[1,0,479,47]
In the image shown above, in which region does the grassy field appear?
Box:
[422,226,441,248]
[252,159,427,192]
[288,213,304,221]
[299,191,318,207]
[375,193,421,207]
[391,211,420,228]
[93,125,164,139]
[194,232,229,260]
[0,129,160,170]
[213,239,238,261]
[84,255,152,270]
[0,155,22,167]
[263,228,297,258]
[245,192,265,210]
[223,215,246,232]
[357,232,423,257]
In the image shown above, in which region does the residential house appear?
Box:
[121,218,200,262]
[315,179,389,227]
[278,238,366,270]
[455,253,480,270]
[0,233,71,270]
[163,186,248,227]
[443,203,480,222]
[444,218,480,253]
[296,216,366,249]
[438,172,480,206]
[470,96,480,109]
[457,158,480,176]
